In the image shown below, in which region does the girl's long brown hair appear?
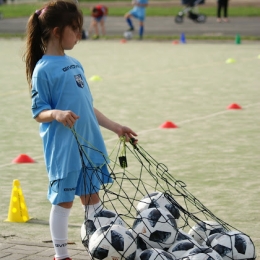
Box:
[23,0,83,90]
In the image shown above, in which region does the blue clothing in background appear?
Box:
[130,0,148,21]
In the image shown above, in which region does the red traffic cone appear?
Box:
[12,154,35,164]
[159,121,178,129]
[227,103,242,109]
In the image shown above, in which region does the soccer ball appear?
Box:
[81,209,126,247]
[182,246,223,260]
[210,230,256,260]
[124,31,133,40]
[168,229,200,259]
[175,229,196,242]
[132,207,178,250]
[168,239,200,259]
[204,233,223,247]
[188,221,225,245]
[137,192,180,222]
[88,224,137,260]
[139,248,176,260]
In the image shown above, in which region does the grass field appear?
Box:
[0,39,259,258]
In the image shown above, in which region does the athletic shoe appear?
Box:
[127,27,134,31]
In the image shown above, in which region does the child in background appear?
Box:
[124,0,149,40]
[23,1,138,259]
[89,4,108,39]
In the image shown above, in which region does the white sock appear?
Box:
[82,201,102,219]
[50,205,71,259]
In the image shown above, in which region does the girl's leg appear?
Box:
[80,193,103,218]
[88,19,95,35]
[100,18,106,36]
[125,13,134,31]
[93,21,99,37]
[139,21,144,39]
[50,201,73,260]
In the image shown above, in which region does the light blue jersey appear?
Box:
[130,0,149,21]
[31,55,109,182]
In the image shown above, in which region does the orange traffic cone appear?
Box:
[12,154,35,163]
[5,179,31,223]
[227,103,242,109]
[159,121,178,129]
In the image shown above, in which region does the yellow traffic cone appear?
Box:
[5,179,30,223]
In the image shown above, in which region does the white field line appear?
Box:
[1,102,259,169]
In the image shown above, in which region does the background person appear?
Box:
[89,4,108,39]
[217,0,229,22]
[124,0,149,40]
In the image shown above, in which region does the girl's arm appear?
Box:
[94,107,138,141]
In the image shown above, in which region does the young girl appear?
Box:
[124,0,149,40]
[23,1,138,259]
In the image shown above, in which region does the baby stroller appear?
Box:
[175,0,207,24]
[0,0,6,20]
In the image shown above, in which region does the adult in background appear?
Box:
[216,0,229,22]
[89,4,108,39]
[124,0,149,40]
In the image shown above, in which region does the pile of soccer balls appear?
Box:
[81,191,256,260]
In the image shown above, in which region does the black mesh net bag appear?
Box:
[71,129,256,260]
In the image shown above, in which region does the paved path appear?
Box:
[0,16,260,37]
[0,238,88,260]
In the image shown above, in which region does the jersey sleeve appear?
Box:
[31,76,52,119]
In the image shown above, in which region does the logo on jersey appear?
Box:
[74,74,84,88]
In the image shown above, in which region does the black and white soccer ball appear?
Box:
[182,246,223,260]
[139,248,176,260]
[81,209,126,248]
[132,207,178,250]
[124,31,133,40]
[136,192,180,222]
[88,224,137,260]
[175,229,197,242]
[188,221,225,245]
[210,230,256,260]
[168,239,200,259]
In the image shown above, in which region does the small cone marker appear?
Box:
[121,39,127,43]
[5,179,30,223]
[89,75,102,82]
[225,58,236,64]
[172,40,179,45]
[160,121,178,129]
[227,103,242,109]
[12,154,35,163]
[180,33,186,44]
[235,34,241,44]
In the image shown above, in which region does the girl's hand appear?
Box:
[117,125,138,143]
[52,110,79,128]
